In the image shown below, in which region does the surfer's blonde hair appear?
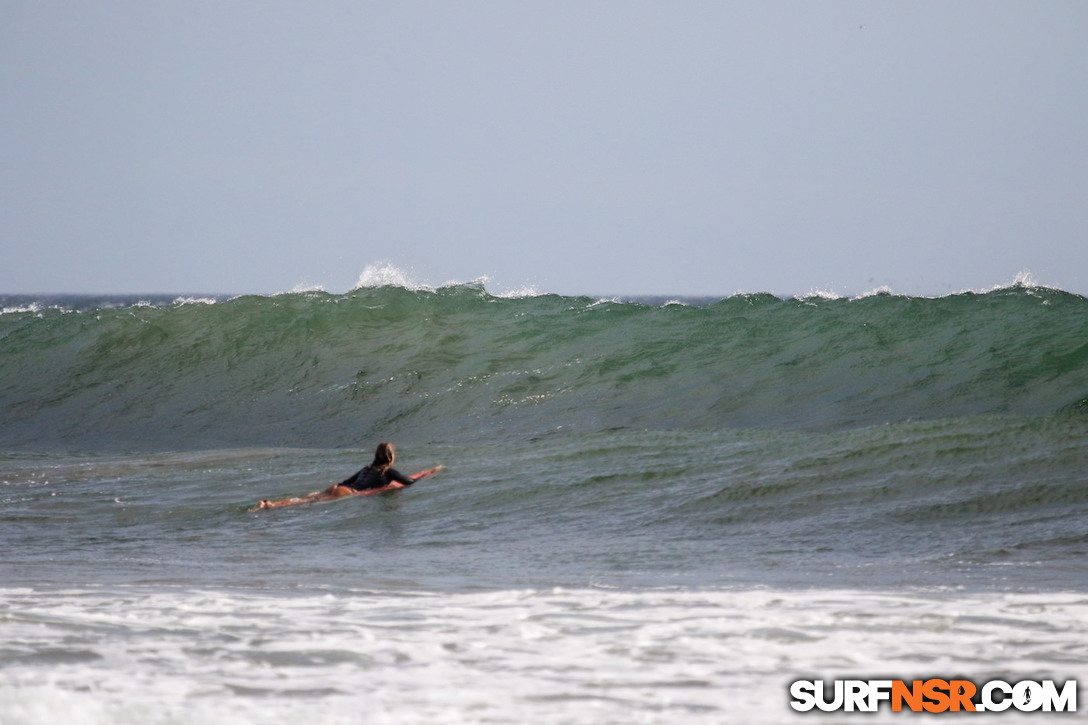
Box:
[372,442,395,471]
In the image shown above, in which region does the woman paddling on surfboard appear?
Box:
[255,442,439,509]
[336,441,414,492]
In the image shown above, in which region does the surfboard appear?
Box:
[249,465,442,511]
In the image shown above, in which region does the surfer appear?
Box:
[336,442,416,492]
[255,442,423,509]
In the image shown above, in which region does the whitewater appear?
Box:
[2,273,1087,723]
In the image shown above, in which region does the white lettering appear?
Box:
[1014,681,1042,712]
[844,680,870,712]
[789,677,1078,714]
[1042,680,1077,712]
[789,680,816,712]
[815,679,844,712]
[868,680,893,711]
[982,680,1012,712]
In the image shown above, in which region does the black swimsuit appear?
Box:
[340,465,414,492]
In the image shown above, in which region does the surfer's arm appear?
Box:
[387,467,416,486]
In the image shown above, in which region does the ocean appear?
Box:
[2,278,1087,723]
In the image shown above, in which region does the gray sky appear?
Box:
[2,2,1086,297]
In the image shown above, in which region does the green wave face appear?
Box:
[1,285,1086,451]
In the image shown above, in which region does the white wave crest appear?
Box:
[352,263,434,292]
[1,303,42,315]
[853,285,898,299]
[955,270,1051,297]
[799,287,843,301]
[351,264,546,298]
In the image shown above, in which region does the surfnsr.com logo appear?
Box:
[789,679,1078,713]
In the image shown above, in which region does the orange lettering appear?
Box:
[949,680,977,712]
[892,680,924,712]
[922,679,950,713]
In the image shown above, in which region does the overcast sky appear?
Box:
[2,2,1086,297]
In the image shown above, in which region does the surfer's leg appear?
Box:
[253,485,354,510]
[302,485,349,503]
[320,485,355,500]
[256,496,309,509]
